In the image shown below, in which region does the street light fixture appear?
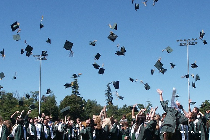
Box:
[33,51,48,114]
[177,38,197,110]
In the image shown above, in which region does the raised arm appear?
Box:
[132,104,136,119]
[157,89,163,101]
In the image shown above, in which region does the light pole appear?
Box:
[33,51,48,114]
[177,38,197,111]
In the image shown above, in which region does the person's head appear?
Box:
[161,112,167,121]
[3,120,12,132]
[85,119,90,127]
[136,113,146,125]
[188,112,196,122]
[193,107,199,115]
[43,119,48,125]
[122,114,126,119]
[76,118,80,124]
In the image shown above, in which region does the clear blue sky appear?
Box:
[0,0,210,115]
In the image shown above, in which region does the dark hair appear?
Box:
[194,107,199,114]
[134,113,146,132]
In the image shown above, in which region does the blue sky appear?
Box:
[0,0,210,115]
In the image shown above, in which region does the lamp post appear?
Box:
[33,51,48,114]
[177,38,197,111]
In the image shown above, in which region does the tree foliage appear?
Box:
[105,83,113,105]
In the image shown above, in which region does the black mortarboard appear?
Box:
[0,49,5,58]
[135,3,139,11]
[115,46,126,56]
[162,46,173,53]
[192,82,196,88]
[92,62,100,69]
[170,63,176,69]
[190,101,196,105]
[132,0,134,4]
[151,69,154,75]
[19,100,23,106]
[109,23,117,30]
[199,30,205,39]
[195,74,200,81]
[191,63,198,68]
[72,74,78,78]
[89,40,97,46]
[141,81,150,90]
[13,72,16,79]
[118,96,124,100]
[98,68,105,74]
[13,34,21,41]
[0,72,5,80]
[46,38,51,44]
[46,88,51,94]
[0,85,3,90]
[21,49,24,54]
[41,51,48,57]
[108,31,118,42]
[203,40,207,45]
[25,45,33,57]
[40,23,44,29]
[11,21,20,31]
[129,77,135,82]
[26,94,30,99]
[160,68,167,74]
[113,81,119,89]
[130,106,138,112]
[64,40,73,50]
[182,74,189,78]
[154,59,163,71]
[95,53,101,60]
[153,0,158,6]
[29,104,36,110]
[64,83,72,88]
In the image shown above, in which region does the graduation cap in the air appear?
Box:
[192,82,196,88]
[115,46,126,56]
[25,45,33,57]
[64,83,72,88]
[130,106,138,112]
[0,85,3,90]
[29,104,36,110]
[64,40,74,56]
[199,30,205,39]
[0,49,5,58]
[154,58,167,74]
[195,74,200,81]
[113,81,119,89]
[98,67,105,74]
[95,53,101,60]
[92,62,100,69]
[132,0,134,4]
[190,101,196,105]
[13,72,17,79]
[140,80,150,90]
[20,49,24,54]
[129,77,137,82]
[11,21,20,31]
[26,94,30,99]
[135,3,139,11]
[40,23,44,29]
[46,88,51,94]
[153,0,158,6]
[40,16,44,29]
[108,31,118,42]
[191,62,198,68]
[0,72,5,80]
[13,34,21,41]
[203,40,207,45]
[46,38,51,44]
[142,0,148,6]
[89,40,97,46]
[170,63,176,69]
[109,23,117,30]
[181,74,189,78]
[151,69,154,75]
[162,46,173,53]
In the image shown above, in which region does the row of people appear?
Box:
[0,88,210,140]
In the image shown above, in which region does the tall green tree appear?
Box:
[105,83,113,105]
[84,99,103,119]
[199,100,210,114]
[59,94,85,120]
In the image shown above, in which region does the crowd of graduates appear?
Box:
[0,88,210,140]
